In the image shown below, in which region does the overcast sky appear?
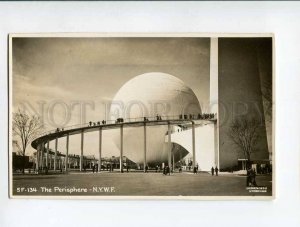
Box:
[12,37,210,156]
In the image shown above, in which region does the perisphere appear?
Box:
[110,72,201,165]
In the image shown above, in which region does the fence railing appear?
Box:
[34,113,217,141]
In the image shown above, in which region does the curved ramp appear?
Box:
[166,124,217,171]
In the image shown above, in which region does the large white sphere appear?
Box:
[110,72,201,165]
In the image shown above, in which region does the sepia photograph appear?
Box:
[9,34,274,198]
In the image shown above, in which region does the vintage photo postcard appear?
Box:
[8,34,274,199]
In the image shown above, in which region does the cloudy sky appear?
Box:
[12,37,210,157]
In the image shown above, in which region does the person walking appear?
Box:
[167,166,170,175]
[215,166,219,176]
[250,168,257,186]
[145,165,148,173]
[193,166,197,174]
[246,167,251,186]
[211,166,214,176]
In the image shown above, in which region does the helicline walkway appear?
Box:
[31,114,217,174]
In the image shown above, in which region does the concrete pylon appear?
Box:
[120,125,123,172]
[54,138,58,171]
[168,122,171,168]
[49,154,52,169]
[172,148,175,171]
[210,37,219,169]
[41,142,44,169]
[80,130,84,172]
[143,123,147,172]
[36,144,40,172]
[98,128,102,172]
[192,121,196,169]
[65,134,69,172]
[214,122,219,168]
[46,141,49,169]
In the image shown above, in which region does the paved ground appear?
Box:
[12,172,272,197]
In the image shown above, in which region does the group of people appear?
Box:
[211,166,219,176]
[54,112,217,136]
[156,115,163,121]
[85,113,217,129]
[91,164,135,172]
[91,164,99,173]
[179,113,216,120]
[88,120,107,127]
[197,113,216,120]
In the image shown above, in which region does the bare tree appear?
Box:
[12,109,43,173]
[12,140,23,156]
[228,117,261,167]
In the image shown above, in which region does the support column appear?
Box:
[40,142,44,169]
[192,122,196,170]
[54,137,58,171]
[210,37,219,113]
[36,145,40,172]
[80,130,84,171]
[172,148,175,171]
[214,122,219,168]
[38,146,41,170]
[98,128,102,172]
[58,158,61,169]
[49,154,52,169]
[120,125,123,172]
[65,134,69,172]
[168,122,171,169]
[40,144,43,170]
[210,37,219,169]
[46,141,49,169]
[143,123,147,172]
[52,154,54,169]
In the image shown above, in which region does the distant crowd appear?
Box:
[84,113,216,128]
[51,113,217,134]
